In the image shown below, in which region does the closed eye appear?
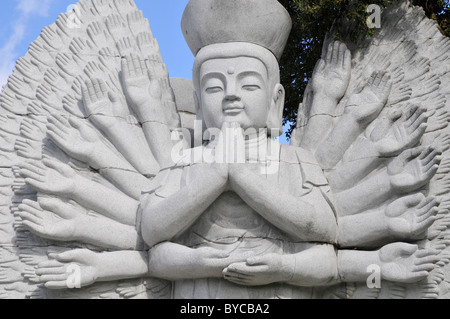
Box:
[206,87,223,93]
[242,85,260,91]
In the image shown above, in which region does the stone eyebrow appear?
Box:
[237,70,265,82]
[200,72,226,88]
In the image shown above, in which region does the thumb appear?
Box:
[108,92,127,118]
[313,59,325,74]
[387,109,402,122]
[42,158,66,172]
[397,243,418,256]
[147,67,156,82]
[405,193,425,208]
[38,197,59,211]
[68,117,82,130]
[108,91,120,105]
[247,256,267,266]
[55,250,84,263]
[39,198,74,219]
[400,147,421,162]
[214,251,230,259]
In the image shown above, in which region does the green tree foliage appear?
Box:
[279,0,450,138]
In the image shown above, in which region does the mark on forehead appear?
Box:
[227,67,235,75]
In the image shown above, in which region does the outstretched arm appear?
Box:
[82,78,160,177]
[47,114,149,199]
[19,159,140,226]
[148,243,251,281]
[18,198,143,250]
[35,249,150,289]
[338,194,438,248]
[300,41,352,153]
[223,244,339,287]
[334,147,440,216]
[337,243,439,284]
[36,242,245,288]
[315,71,392,169]
[223,242,438,287]
[121,54,176,170]
[327,105,427,191]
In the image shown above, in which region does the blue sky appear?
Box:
[0,0,289,143]
[0,0,193,84]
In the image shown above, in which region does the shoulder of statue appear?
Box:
[280,144,329,188]
[141,165,185,196]
[280,144,319,166]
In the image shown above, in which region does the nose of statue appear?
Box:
[224,93,241,103]
[224,82,241,102]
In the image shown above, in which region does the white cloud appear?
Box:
[0,0,55,89]
[16,0,55,17]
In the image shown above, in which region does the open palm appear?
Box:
[36,249,99,289]
[19,159,77,196]
[122,54,163,122]
[345,72,392,124]
[379,243,438,283]
[372,105,428,157]
[385,194,438,240]
[388,147,441,193]
[47,115,103,165]
[311,41,352,102]
[18,199,87,242]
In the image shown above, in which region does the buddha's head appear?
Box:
[193,43,285,136]
[182,0,292,137]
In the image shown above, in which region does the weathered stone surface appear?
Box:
[0,0,449,299]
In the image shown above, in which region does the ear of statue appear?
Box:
[267,84,285,137]
[194,91,201,118]
[193,91,206,145]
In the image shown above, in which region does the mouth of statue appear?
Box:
[223,104,245,115]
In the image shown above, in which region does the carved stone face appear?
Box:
[199,56,273,131]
